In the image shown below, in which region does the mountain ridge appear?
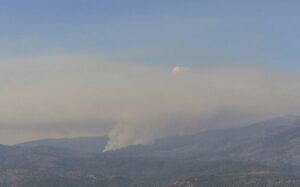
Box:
[0,115,298,186]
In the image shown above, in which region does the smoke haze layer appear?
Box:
[0,55,300,148]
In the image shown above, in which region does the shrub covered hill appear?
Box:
[0,116,298,187]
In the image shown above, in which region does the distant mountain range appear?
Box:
[17,136,108,154]
[0,115,299,186]
[104,115,300,169]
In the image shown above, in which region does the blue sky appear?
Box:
[0,0,299,68]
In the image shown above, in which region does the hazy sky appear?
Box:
[1,1,300,148]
